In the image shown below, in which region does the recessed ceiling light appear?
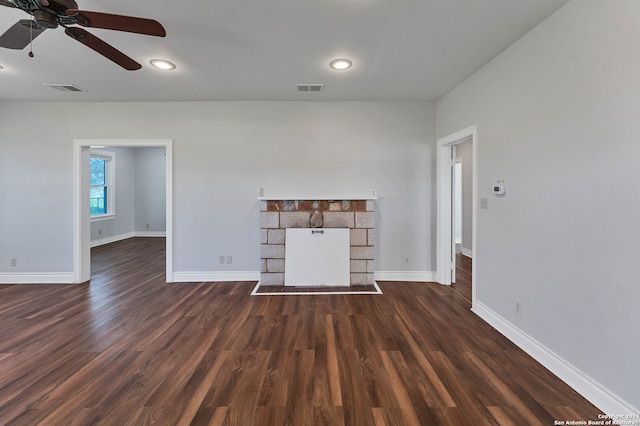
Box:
[150,59,176,70]
[329,59,352,70]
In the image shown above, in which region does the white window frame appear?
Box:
[90,148,116,221]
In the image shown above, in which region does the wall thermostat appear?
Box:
[493,180,506,195]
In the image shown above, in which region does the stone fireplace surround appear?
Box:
[259,197,376,286]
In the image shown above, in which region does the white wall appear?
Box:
[454,162,462,244]
[134,147,166,233]
[437,0,639,413]
[0,118,72,273]
[0,101,435,279]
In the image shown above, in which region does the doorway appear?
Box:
[73,139,173,283]
[436,126,477,308]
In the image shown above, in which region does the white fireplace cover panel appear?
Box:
[285,228,350,287]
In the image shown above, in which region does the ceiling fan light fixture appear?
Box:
[150,59,176,70]
[33,10,58,29]
[329,58,352,70]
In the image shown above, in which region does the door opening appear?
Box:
[436,126,477,308]
[73,139,173,283]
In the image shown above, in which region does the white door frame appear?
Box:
[436,126,477,304]
[73,139,173,283]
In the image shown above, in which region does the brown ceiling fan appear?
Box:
[0,0,166,70]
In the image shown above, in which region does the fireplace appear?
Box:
[259,197,376,286]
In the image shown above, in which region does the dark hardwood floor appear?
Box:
[0,238,602,425]
[451,252,473,305]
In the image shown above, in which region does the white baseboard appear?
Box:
[172,271,260,282]
[134,231,166,238]
[91,232,136,247]
[374,271,435,282]
[0,272,75,284]
[175,271,437,283]
[91,231,166,247]
[472,301,639,417]
[1,268,435,286]
[461,247,473,258]
[1,269,257,285]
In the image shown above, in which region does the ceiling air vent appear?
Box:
[43,83,86,92]
[297,84,324,93]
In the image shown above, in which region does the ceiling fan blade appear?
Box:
[0,20,46,49]
[65,27,141,70]
[66,10,166,37]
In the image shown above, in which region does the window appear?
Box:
[90,149,115,219]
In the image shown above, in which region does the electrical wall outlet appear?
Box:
[219,256,225,264]
[98,229,102,235]
[404,256,410,264]
[480,197,489,209]
[11,258,17,267]
[226,256,232,264]
[515,301,523,316]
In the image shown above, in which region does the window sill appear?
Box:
[91,214,115,222]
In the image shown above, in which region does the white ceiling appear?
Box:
[0,0,569,102]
